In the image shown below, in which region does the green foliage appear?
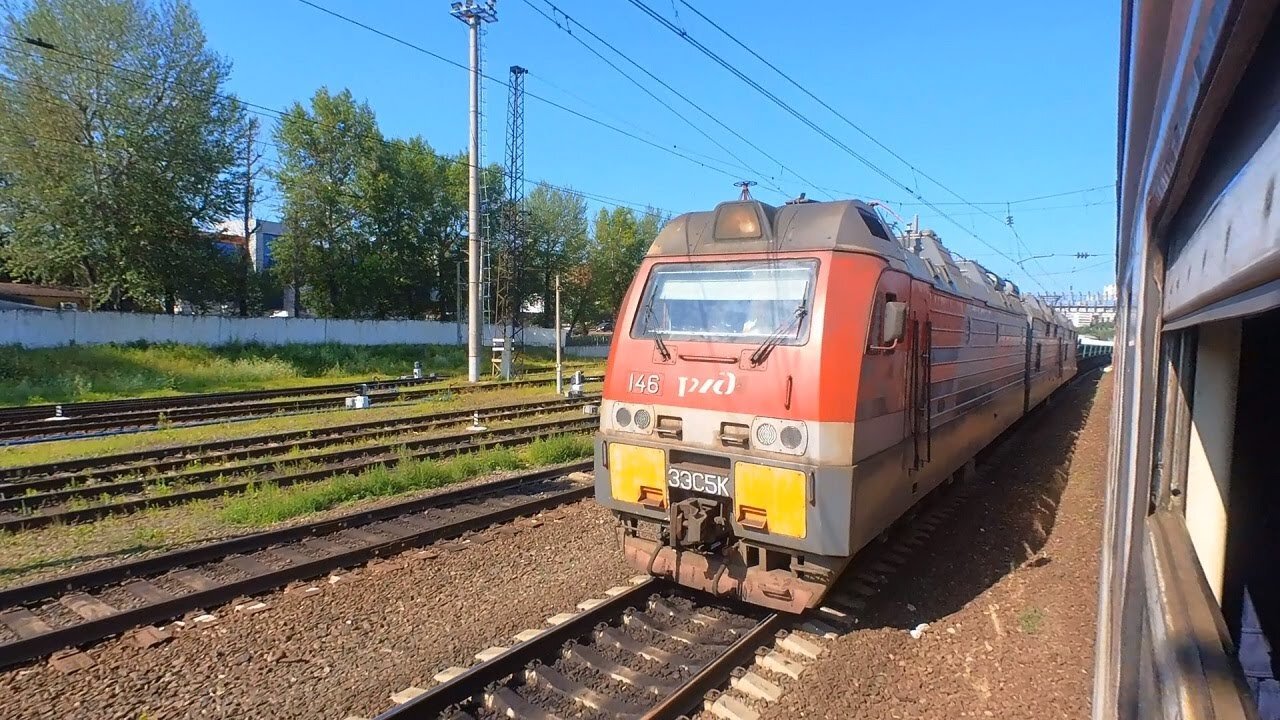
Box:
[1082,321,1114,340]
[0,341,473,405]
[271,89,509,320]
[522,433,594,466]
[272,88,383,319]
[219,435,592,526]
[0,2,664,320]
[578,205,664,330]
[0,0,251,311]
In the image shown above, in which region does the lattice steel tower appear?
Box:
[497,65,529,347]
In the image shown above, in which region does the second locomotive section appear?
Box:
[594,197,1076,612]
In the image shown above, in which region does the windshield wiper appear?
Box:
[749,301,807,367]
[643,299,672,361]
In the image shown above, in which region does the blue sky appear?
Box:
[192,0,1119,296]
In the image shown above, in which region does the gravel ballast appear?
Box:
[0,500,633,720]
[763,370,1112,720]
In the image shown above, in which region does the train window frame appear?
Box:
[629,258,821,346]
[868,291,903,354]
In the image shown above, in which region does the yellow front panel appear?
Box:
[733,462,807,538]
[608,443,667,509]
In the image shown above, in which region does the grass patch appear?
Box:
[0,341,601,407]
[219,434,594,527]
[1017,606,1045,635]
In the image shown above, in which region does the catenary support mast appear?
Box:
[450,1,497,382]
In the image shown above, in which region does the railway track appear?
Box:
[0,374,442,425]
[378,579,783,720]
[0,393,601,488]
[374,368,1109,720]
[0,372,602,445]
[0,413,599,532]
[0,462,594,671]
[374,448,993,720]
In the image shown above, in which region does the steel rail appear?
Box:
[0,414,595,512]
[0,373,603,444]
[0,368,599,423]
[375,580,782,720]
[0,463,593,671]
[374,579,659,719]
[0,381,442,437]
[0,461,589,608]
[0,417,598,532]
[640,612,787,719]
[0,394,600,492]
[0,374,442,423]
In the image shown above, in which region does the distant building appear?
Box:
[212,233,248,259]
[250,220,283,273]
[1058,305,1117,328]
[214,218,283,273]
[0,282,89,310]
[1037,288,1118,328]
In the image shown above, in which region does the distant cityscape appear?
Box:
[1040,284,1117,328]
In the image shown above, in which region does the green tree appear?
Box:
[525,184,589,327]
[0,0,248,311]
[272,88,382,318]
[588,206,664,327]
[358,137,468,319]
[1083,321,1114,340]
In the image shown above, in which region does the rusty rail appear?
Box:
[0,462,592,670]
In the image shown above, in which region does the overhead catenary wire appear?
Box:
[677,1,1104,281]
[1035,258,1115,277]
[624,0,1048,292]
[525,69,763,174]
[291,0,755,188]
[930,199,1113,218]
[676,3,1038,225]
[521,0,825,200]
[0,38,673,217]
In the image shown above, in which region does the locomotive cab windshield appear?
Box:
[632,259,817,345]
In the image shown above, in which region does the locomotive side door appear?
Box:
[907,280,933,472]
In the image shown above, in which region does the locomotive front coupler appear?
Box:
[668,497,729,547]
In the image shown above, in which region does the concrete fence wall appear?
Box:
[0,309,567,349]
[564,345,610,358]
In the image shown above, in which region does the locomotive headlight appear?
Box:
[780,425,803,450]
[609,402,654,434]
[755,422,778,446]
[750,417,807,455]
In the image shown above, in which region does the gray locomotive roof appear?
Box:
[647,199,901,259]
[649,198,1067,325]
